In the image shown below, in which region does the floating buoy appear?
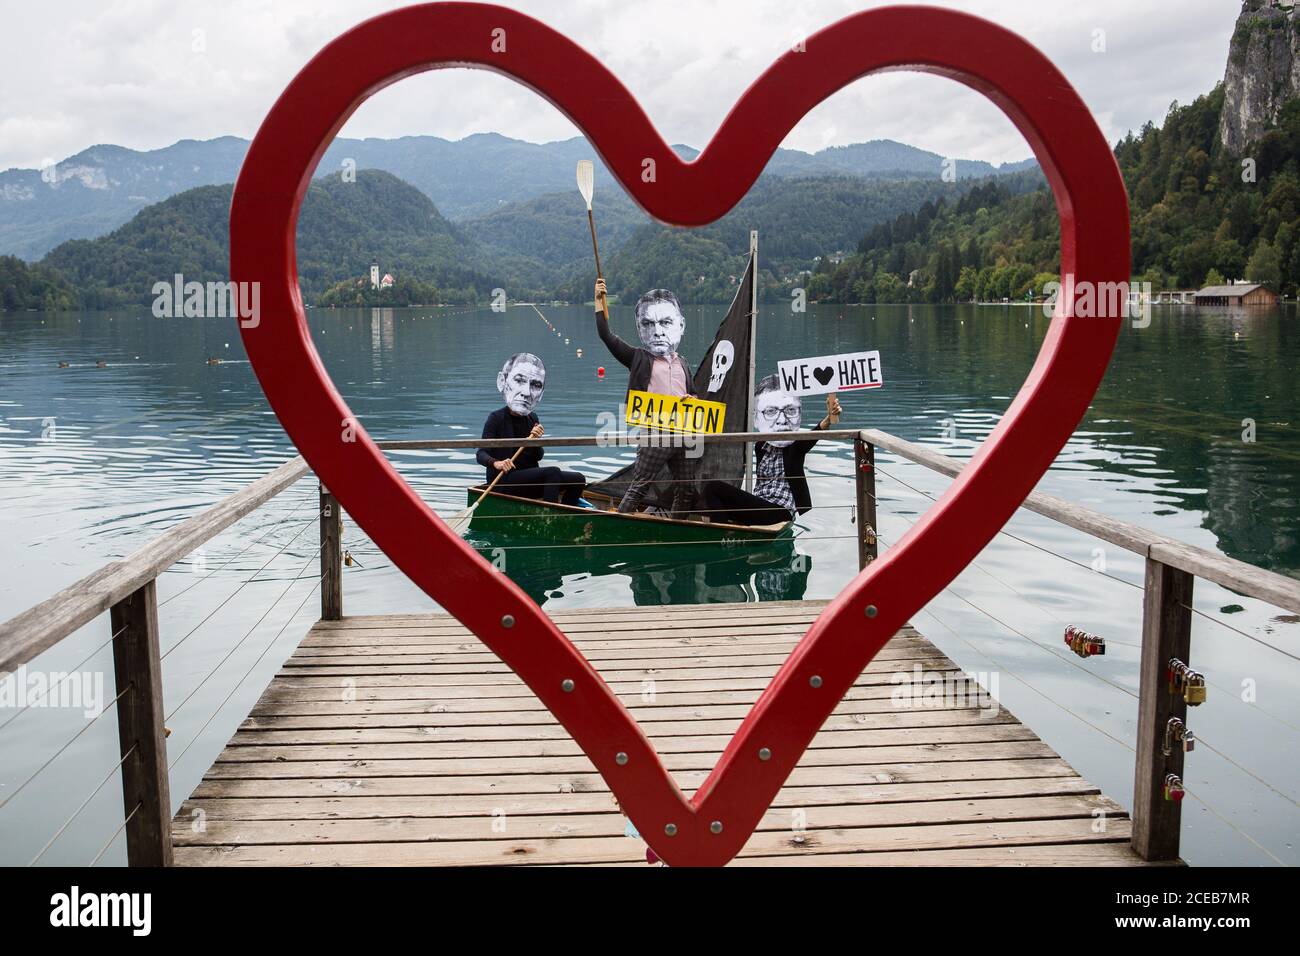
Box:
[564,338,570,345]
[597,367,605,379]
[576,348,583,358]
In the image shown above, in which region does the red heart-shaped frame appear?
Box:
[232,2,1129,866]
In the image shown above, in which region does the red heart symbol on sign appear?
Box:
[231,2,1129,866]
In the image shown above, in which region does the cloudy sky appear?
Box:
[0,0,1242,171]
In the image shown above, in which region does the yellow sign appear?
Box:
[625,390,726,434]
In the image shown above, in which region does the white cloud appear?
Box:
[0,0,1242,170]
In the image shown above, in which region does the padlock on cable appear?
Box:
[1064,625,1105,658]
[1163,716,1195,756]
[1163,773,1185,802]
[1167,657,1188,695]
[1183,671,1207,706]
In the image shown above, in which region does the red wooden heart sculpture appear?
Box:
[232,2,1129,866]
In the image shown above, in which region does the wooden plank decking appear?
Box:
[173,601,1158,866]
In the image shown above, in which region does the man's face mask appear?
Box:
[755,389,802,447]
[497,359,546,415]
[637,300,685,358]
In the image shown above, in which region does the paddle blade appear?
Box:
[576,160,594,210]
[445,504,475,537]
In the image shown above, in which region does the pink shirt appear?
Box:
[647,353,689,397]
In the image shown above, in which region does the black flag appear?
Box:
[691,252,755,487]
[590,252,756,509]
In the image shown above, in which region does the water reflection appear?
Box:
[471,534,812,607]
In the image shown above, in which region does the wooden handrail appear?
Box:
[377,429,866,450]
[859,427,1300,615]
[0,456,310,672]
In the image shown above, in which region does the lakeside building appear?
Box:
[1193,282,1280,307]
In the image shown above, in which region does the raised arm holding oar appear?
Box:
[579,160,699,517]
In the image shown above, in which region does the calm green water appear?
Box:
[2,303,1298,865]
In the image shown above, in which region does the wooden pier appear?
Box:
[172,602,1149,866]
[7,428,1299,866]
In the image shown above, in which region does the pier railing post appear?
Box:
[320,484,342,621]
[854,436,878,570]
[1132,556,1193,861]
[109,580,173,866]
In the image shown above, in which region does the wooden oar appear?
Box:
[446,446,526,536]
[577,160,610,321]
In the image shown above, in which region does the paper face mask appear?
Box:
[635,291,685,359]
[497,353,546,415]
[755,377,802,447]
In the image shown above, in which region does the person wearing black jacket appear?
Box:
[594,278,698,515]
[476,353,586,506]
[697,376,842,526]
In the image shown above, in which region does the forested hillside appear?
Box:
[0,256,80,310]
[36,171,513,308]
[809,86,1300,303]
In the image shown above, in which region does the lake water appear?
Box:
[1,302,1297,866]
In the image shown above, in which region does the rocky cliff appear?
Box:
[1220,1,1300,153]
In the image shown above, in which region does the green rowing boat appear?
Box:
[464,485,793,547]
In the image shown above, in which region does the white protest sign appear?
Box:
[776,351,883,396]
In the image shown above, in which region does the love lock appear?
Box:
[1163,773,1186,802]
[1162,716,1195,757]
[1064,625,1105,658]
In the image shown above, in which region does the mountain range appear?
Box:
[21,162,1037,310]
[0,133,1034,261]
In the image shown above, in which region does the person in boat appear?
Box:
[594,278,698,516]
[476,352,586,506]
[696,375,842,526]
